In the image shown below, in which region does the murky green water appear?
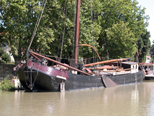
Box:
[0,80,154,116]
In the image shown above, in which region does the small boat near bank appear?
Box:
[139,63,154,80]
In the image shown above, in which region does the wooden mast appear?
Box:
[74,0,81,64]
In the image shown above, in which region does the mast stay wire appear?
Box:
[60,0,68,61]
[27,0,47,56]
[72,0,77,59]
[90,0,95,62]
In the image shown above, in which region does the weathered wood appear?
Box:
[102,76,118,87]
[79,44,101,60]
[29,52,40,60]
[91,65,118,70]
[84,58,127,67]
[30,51,91,76]
[74,0,81,63]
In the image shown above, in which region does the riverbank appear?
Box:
[0,78,15,91]
[0,63,16,81]
[0,77,25,91]
[0,63,19,91]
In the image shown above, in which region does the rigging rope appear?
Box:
[72,0,77,59]
[27,0,47,55]
[60,0,68,60]
[90,0,95,62]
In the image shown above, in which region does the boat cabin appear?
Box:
[122,62,139,73]
[105,61,139,73]
[139,63,154,79]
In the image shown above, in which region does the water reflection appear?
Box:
[0,81,154,116]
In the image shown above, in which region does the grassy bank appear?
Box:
[0,82,1,90]
[0,78,15,91]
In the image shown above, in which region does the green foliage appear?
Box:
[98,0,149,58]
[0,59,6,64]
[0,0,150,60]
[138,31,151,62]
[78,0,102,58]
[1,78,15,91]
[1,53,11,63]
[1,0,43,58]
[0,82,2,90]
[0,47,10,63]
[105,21,137,58]
[150,44,154,62]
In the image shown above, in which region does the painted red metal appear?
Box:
[29,51,91,76]
[27,60,69,80]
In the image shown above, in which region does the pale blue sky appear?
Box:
[137,0,154,44]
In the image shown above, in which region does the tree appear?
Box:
[150,42,154,62]
[0,0,43,60]
[78,0,102,58]
[0,0,150,61]
[0,47,11,63]
[137,31,151,62]
[105,21,136,58]
[97,0,149,59]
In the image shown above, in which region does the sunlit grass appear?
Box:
[0,78,15,91]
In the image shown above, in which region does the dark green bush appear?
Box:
[0,82,2,90]
[0,48,3,56]
[1,78,15,91]
[0,59,6,64]
[1,53,11,63]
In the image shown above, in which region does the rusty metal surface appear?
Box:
[79,44,101,60]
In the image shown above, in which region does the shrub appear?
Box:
[1,78,15,91]
[2,53,11,63]
[0,48,3,56]
[0,59,6,64]
[0,82,2,90]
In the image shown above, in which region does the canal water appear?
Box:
[0,80,154,116]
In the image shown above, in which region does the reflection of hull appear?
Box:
[16,60,144,91]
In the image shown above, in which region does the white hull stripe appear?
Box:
[56,76,66,80]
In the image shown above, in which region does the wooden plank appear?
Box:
[102,76,118,87]
[30,51,91,76]
[84,58,127,67]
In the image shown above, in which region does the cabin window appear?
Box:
[150,66,153,70]
[134,65,136,70]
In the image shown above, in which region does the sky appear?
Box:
[137,0,154,44]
